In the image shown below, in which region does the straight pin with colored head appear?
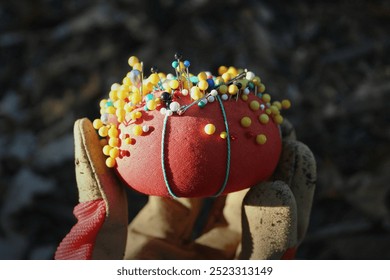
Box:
[177,92,212,115]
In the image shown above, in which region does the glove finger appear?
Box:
[193,189,248,259]
[125,196,203,259]
[279,118,297,141]
[239,181,298,259]
[272,139,316,244]
[74,118,128,259]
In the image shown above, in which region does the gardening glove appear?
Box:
[55,117,316,260]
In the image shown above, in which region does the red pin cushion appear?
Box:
[94,55,291,198]
[113,93,282,198]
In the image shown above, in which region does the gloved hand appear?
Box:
[55,117,316,260]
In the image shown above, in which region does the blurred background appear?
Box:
[0,0,389,259]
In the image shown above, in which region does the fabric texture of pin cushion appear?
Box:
[93,55,292,198]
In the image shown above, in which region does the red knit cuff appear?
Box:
[55,199,106,260]
[281,247,297,260]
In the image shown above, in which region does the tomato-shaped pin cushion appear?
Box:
[93,55,291,198]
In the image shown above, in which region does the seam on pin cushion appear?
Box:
[161,113,179,198]
[212,95,231,197]
[278,124,282,139]
[160,95,232,198]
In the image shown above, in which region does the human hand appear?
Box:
[55,117,316,260]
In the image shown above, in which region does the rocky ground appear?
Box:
[0,0,389,259]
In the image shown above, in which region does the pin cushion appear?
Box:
[93,54,291,198]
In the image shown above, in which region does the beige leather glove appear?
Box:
[55,118,316,260]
